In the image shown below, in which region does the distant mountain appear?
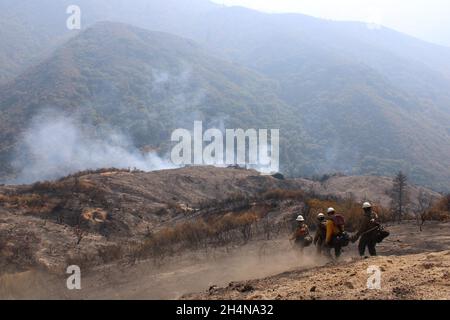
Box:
[182,6,450,189]
[0,22,309,180]
[0,0,218,84]
[0,0,450,190]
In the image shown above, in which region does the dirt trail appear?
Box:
[0,238,324,299]
[186,250,450,300]
[1,221,449,299]
[184,222,450,300]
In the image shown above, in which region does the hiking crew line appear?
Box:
[290,202,390,259]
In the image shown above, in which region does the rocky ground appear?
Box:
[186,250,450,300]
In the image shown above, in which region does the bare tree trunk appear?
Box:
[390,171,409,225]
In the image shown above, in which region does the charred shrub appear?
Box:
[263,189,305,201]
[426,194,450,222]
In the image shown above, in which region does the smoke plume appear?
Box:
[11,110,175,183]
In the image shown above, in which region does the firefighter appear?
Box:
[313,213,327,254]
[290,215,312,253]
[351,202,383,257]
[325,208,347,258]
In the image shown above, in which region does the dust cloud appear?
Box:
[0,238,327,299]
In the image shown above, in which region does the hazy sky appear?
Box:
[211,0,450,47]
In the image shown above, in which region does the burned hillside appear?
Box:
[0,166,444,276]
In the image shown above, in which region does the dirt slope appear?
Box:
[186,250,450,300]
[182,222,450,300]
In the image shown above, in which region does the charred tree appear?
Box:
[390,171,409,223]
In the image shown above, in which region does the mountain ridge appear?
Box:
[0,2,449,190]
[0,21,310,182]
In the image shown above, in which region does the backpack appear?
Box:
[332,214,346,232]
[375,226,390,243]
[336,231,350,247]
[303,235,313,247]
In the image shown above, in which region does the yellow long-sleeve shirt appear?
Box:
[326,219,340,244]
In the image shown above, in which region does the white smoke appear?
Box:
[11,111,176,183]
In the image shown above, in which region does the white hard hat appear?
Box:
[296,215,305,222]
[317,213,325,219]
[362,202,372,209]
[327,207,335,214]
